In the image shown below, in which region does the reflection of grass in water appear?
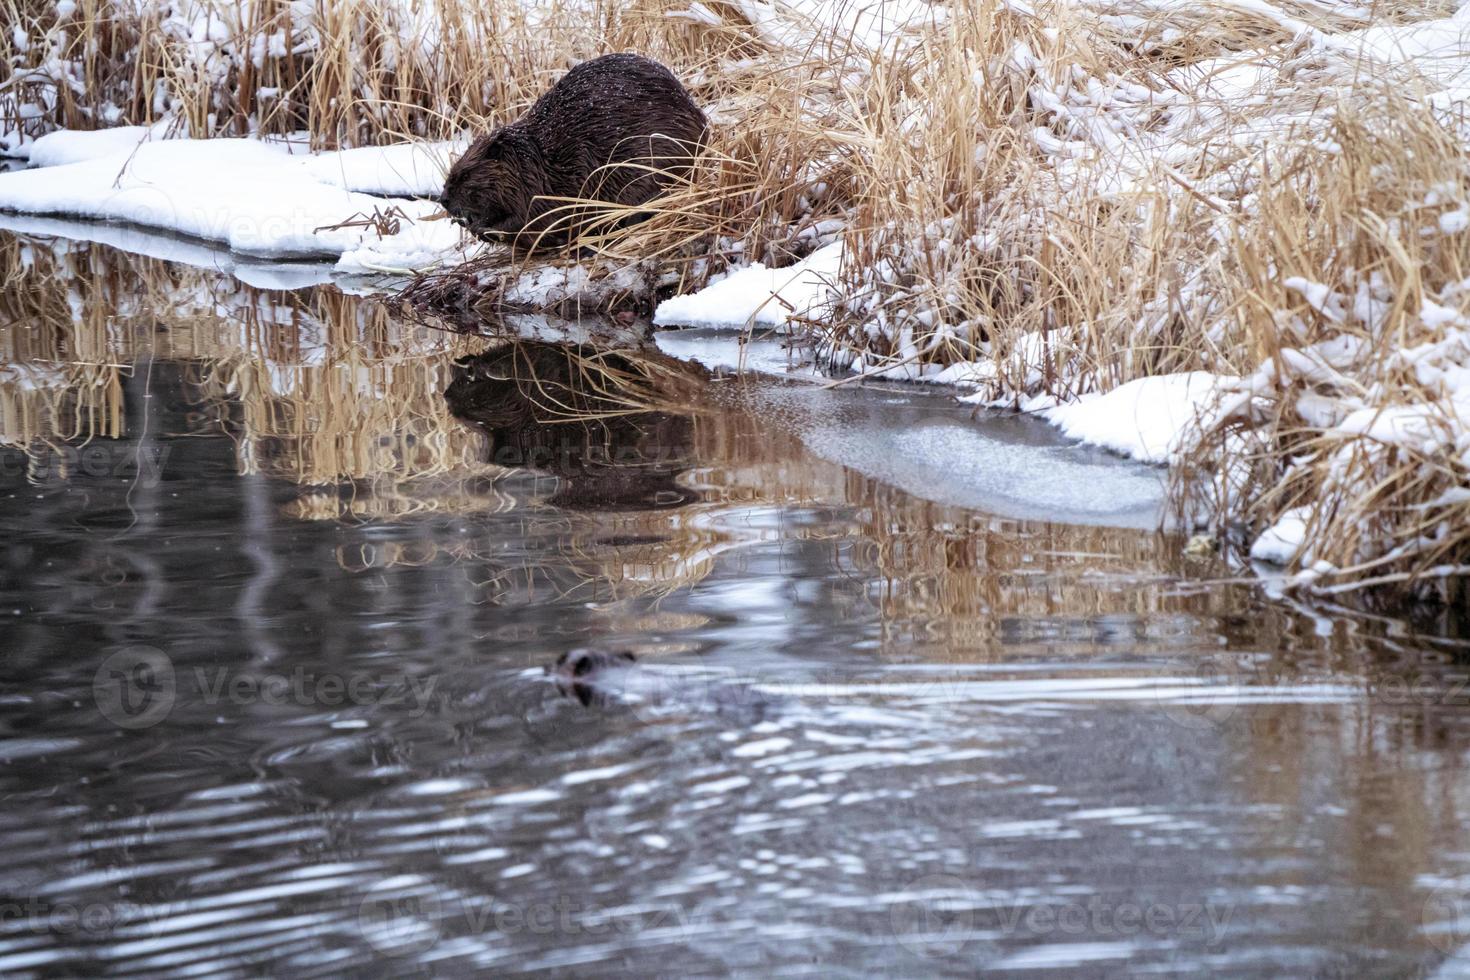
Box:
[0,232,1265,631]
[189,288,499,488]
[844,502,1192,653]
[676,406,1267,643]
[0,235,498,497]
[447,340,710,436]
[0,235,743,601]
[284,473,523,523]
[0,238,127,447]
[448,350,1268,629]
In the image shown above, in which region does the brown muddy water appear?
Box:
[3,225,1470,978]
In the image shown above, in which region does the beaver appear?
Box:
[440,53,708,249]
[549,648,639,706]
[546,647,777,721]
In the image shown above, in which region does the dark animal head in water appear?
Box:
[548,647,638,706]
[440,129,543,242]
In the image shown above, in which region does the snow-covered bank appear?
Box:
[654,254,1234,468]
[635,0,1470,597]
[652,241,843,330]
[0,134,465,273]
[297,141,460,198]
[1018,374,1235,467]
[12,126,460,197]
[19,125,173,168]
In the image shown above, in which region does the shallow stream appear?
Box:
[3,226,1470,977]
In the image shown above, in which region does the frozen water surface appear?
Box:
[801,418,1164,529]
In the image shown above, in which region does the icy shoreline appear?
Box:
[0,134,1227,534]
[0,128,466,274]
[646,241,1236,465]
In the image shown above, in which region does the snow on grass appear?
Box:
[1030,373,1233,466]
[732,0,946,55]
[0,137,466,273]
[652,241,842,329]
[1251,507,1309,565]
[21,124,174,167]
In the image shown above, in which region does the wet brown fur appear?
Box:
[441,53,707,250]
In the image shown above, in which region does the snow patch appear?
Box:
[653,241,843,329]
[1033,372,1231,465]
[24,123,175,167]
[0,136,467,272]
[1251,507,1310,565]
[299,140,461,197]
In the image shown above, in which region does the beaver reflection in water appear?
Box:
[443,343,707,511]
[440,53,708,249]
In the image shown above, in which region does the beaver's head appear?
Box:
[551,648,637,679]
[440,129,544,242]
[548,648,637,706]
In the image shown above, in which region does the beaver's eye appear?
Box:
[573,657,594,677]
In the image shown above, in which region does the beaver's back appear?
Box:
[440,54,708,248]
[521,53,708,206]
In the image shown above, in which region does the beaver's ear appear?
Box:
[467,133,495,158]
[450,135,489,173]
[469,132,506,165]
[617,651,637,663]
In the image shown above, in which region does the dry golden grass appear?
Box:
[1174,93,1470,597]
